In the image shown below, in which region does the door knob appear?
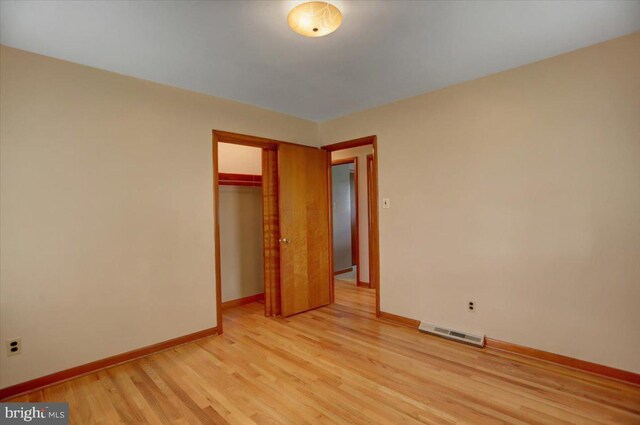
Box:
[279,238,291,244]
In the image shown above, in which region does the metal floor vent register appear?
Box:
[419,322,485,347]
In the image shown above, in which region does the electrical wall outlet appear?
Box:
[7,338,21,356]
[468,301,476,312]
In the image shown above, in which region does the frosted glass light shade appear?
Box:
[288,2,342,38]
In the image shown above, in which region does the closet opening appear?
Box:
[213,130,332,333]
[213,132,283,334]
[217,143,266,319]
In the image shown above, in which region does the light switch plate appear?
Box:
[382,198,390,209]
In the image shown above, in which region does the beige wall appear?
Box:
[0,45,316,389]
[218,142,262,175]
[319,33,640,373]
[333,145,374,283]
[2,30,639,390]
[219,186,264,302]
[218,144,264,303]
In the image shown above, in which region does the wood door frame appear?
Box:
[366,154,374,290]
[213,130,334,332]
[321,136,381,317]
[330,157,360,286]
[213,130,291,334]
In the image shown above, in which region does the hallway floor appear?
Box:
[334,266,357,282]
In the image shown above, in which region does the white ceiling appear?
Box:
[1,1,639,121]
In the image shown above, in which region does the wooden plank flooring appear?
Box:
[9,280,640,424]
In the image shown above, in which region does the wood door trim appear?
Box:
[213,130,282,334]
[330,157,360,284]
[214,130,303,149]
[212,134,223,334]
[332,157,357,166]
[327,154,335,303]
[322,135,377,152]
[0,326,218,401]
[334,267,353,276]
[323,136,380,317]
[213,130,325,329]
[366,154,374,291]
[218,173,262,187]
[262,149,282,317]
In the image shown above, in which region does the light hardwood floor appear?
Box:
[9,280,640,424]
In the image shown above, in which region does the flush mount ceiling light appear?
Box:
[288,2,342,38]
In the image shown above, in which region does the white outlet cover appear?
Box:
[383,198,390,209]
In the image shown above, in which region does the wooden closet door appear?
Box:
[262,148,281,316]
[278,144,331,317]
